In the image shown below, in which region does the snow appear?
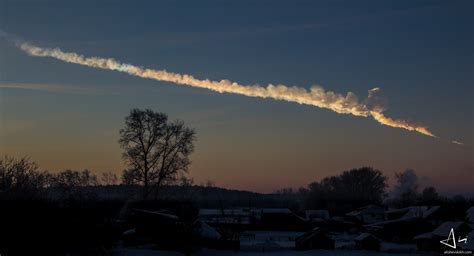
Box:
[459,230,474,250]
[123,229,136,236]
[346,205,384,217]
[354,233,378,241]
[113,248,183,255]
[432,221,464,237]
[413,232,432,240]
[261,208,292,214]
[113,247,429,255]
[199,209,250,217]
[240,231,304,250]
[305,210,330,220]
[133,208,179,220]
[195,221,221,240]
[379,242,417,253]
[466,206,474,223]
[197,249,427,255]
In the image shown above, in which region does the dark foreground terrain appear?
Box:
[1,185,473,255]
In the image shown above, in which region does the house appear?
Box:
[193,220,241,251]
[364,205,443,241]
[199,208,308,231]
[193,220,220,240]
[199,208,253,227]
[345,205,385,224]
[295,227,335,250]
[305,210,330,221]
[257,208,308,231]
[385,206,440,222]
[354,233,381,251]
[122,208,182,248]
[365,217,433,242]
[327,217,358,232]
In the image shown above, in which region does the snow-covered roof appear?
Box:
[132,208,179,220]
[385,206,440,220]
[414,232,433,240]
[354,233,380,241]
[195,221,221,240]
[415,221,469,241]
[422,206,440,218]
[261,208,292,214]
[432,221,465,237]
[199,209,222,216]
[346,205,384,216]
[459,230,474,250]
[199,208,250,216]
[466,206,474,223]
[305,210,330,220]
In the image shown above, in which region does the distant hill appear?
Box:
[46,184,303,210]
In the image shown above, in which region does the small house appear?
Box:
[354,233,380,251]
[257,208,308,231]
[305,210,330,221]
[295,227,335,250]
[345,205,385,224]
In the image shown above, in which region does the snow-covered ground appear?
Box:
[198,249,431,256]
[113,248,432,256]
[113,230,426,255]
[240,231,304,250]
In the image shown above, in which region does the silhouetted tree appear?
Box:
[421,186,439,204]
[178,176,194,187]
[339,167,388,202]
[54,169,98,187]
[51,169,99,200]
[302,167,387,212]
[305,167,387,211]
[101,171,118,185]
[0,155,51,197]
[393,169,418,206]
[119,109,196,198]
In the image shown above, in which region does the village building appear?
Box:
[305,210,330,222]
[295,228,335,250]
[345,205,385,224]
[354,233,381,251]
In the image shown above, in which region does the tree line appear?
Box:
[1,108,467,208]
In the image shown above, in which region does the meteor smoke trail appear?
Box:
[18,42,436,138]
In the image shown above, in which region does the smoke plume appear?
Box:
[18,42,436,138]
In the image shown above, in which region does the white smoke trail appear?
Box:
[18,42,437,138]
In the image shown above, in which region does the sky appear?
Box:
[0,0,473,195]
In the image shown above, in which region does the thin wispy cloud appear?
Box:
[0,83,99,94]
[17,42,441,139]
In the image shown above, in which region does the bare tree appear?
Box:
[52,169,99,199]
[119,109,196,198]
[0,155,51,197]
[54,169,98,187]
[101,171,118,186]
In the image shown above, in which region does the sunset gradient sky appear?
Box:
[0,0,473,194]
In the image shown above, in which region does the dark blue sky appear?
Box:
[1,0,473,194]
